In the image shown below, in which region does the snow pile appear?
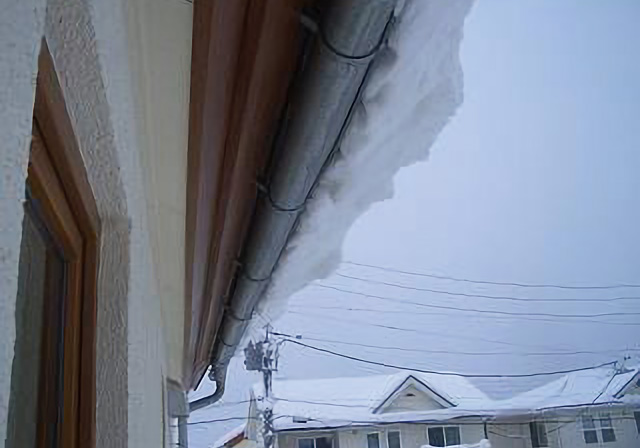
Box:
[257,0,475,320]
[422,440,490,448]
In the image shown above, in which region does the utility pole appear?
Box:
[245,325,281,448]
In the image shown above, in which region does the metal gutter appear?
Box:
[190,0,396,412]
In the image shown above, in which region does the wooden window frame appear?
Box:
[26,39,100,448]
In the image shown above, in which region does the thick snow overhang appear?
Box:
[184,0,309,389]
[185,0,473,408]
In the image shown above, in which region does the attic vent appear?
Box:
[405,393,416,397]
[293,416,309,424]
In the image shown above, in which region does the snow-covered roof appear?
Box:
[492,363,640,413]
[253,365,640,431]
[213,424,246,448]
[254,370,492,430]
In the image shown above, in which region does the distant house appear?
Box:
[227,364,640,448]
[214,424,258,448]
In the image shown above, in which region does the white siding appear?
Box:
[486,423,530,448]
[553,409,640,448]
[280,423,486,448]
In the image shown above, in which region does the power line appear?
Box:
[313,284,640,319]
[280,338,617,378]
[335,272,640,303]
[187,416,255,426]
[343,261,640,290]
[186,413,639,428]
[289,303,640,327]
[273,415,639,429]
[273,331,640,357]
[286,310,578,351]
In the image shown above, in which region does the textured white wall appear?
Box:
[1,0,172,446]
[0,0,47,445]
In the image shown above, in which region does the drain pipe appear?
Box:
[189,0,396,412]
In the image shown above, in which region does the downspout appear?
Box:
[189,0,396,412]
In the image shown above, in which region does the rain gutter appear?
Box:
[190,0,397,412]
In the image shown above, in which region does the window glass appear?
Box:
[298,438,315,448]
[367,433,380,448]
[316,437,332,448]
[387,431,401,448]
[601,429,616,443]
[530,421,548,447]
[427,427,445,447]
[598,413,616,443]
[581,416,596,430]
[444,427,460,446]
[7,201,66,448]
[598,414,612,429]
[583,430,599,444]
[634,411,640,434]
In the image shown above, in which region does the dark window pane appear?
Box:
[299,439,314,448]
[7,205,65,448]
[316,438,332,448]
[601,428,616,443]
[598,414,612,428]
[582,416,596,430]
[367,433,379,448]
[387,431,401,448]
[428,428,445,447]
[537,423,548,447]
[584,430,598,444]
[634,412,640,434]
[530,422,540,447]
[530,422,548,447]
[444,427,460,446]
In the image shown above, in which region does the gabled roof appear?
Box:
[372,375,455,413]
[492,363,640,412]
[250,364,640,431]
[252,370,489,431]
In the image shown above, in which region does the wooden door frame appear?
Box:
[28,38,101,448]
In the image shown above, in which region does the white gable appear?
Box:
[378,384,446,413]
[374,376,454,414]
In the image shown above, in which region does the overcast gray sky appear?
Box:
[191,0,640,441]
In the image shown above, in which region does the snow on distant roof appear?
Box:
[253,370,492,430]
[213,424,246,448]
[492,363,640,414]
[253,365,640,430]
